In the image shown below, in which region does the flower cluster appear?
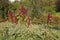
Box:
[21,6,27,16]
[13,15,18,24]
[27,16,31,27]
[21,6,31,26]
[48,12,52,23]
[8,6,31,26]
[8,10,13,22]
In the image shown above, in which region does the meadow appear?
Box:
[0,13,60,40]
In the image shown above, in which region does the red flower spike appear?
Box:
[27,16,31,27]
[21,6,26,16]
[8,10,13,22]
[13,15,18,24]
[48,13,52,23]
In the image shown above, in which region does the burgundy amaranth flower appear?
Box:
[27,16,31,27]
[21,6,27,24]
[21,6,27,16]
[8,10,13,22]
[13,15,18,24]
[48,13,52,23]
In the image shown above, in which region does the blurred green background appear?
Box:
[0,0,60,22]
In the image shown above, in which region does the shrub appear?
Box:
[0,22,59,40]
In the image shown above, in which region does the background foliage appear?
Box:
[0,0,58,22]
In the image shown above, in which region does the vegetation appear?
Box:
[0,22,59,40]
[0,0,60,40]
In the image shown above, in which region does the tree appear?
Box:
[0,0,9,22]
[56,0,60,12]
